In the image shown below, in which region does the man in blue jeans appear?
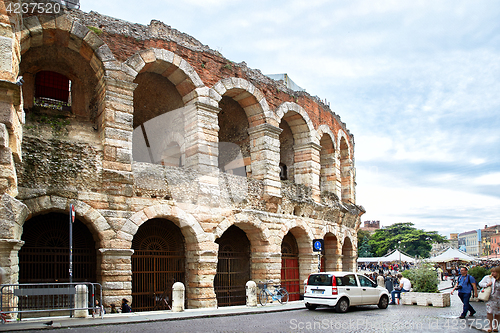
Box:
[451,267,478,319]
[389,273,411,304]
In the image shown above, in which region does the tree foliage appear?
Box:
[357,229,374,257]
[401,263,439,293]
[367,222,447,258]
[468,266,490,282]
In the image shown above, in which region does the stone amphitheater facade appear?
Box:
[0,1,364,310]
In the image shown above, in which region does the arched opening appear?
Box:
[21,44,99,122]
[160,142,183,167]
[19,212,97,283]
[218,96,250,176]
[214,225,250,307]
[279,162,288,180]
[132,219,185,311]
[324,233,338,271]
[281,232,300,301]
[132,72,185,165]
[279,121,294,182]
[342,238,354,271]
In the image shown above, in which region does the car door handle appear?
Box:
[346,288,350,290]
[362,288,367,291]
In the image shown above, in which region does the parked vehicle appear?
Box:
[304,272,390,312]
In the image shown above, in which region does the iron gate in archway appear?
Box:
[214,225,250,307]
[132,219,185,312]
[281,232,300,301]
[19,213,96,283]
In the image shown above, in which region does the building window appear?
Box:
[34,71,71,110]
[279,163,288,180]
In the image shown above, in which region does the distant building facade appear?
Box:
[448,233,459,249]
[491,233,500,257]
[481,225,500,256]
[459,230,480,256]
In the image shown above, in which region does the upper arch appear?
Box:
[123,204,212,250]
[22,196,114,245]
[211,78,273,127]
[317,125,337,147]
[124,48,205,104]
[275,102,319,146]
[21,14,111,78]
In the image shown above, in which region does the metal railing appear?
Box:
[0,282,103,321]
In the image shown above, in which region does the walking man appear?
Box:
[451,266,478,319]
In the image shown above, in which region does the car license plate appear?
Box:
[313,289,324,294]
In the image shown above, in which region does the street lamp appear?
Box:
[398,241,401,269]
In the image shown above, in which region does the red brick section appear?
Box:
[100,34,349,133]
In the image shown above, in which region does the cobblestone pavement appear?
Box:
[17,294,490,333]
[5,280,491,333]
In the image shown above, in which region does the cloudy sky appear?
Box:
[80,0,500,237]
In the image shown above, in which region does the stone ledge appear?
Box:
[400,292,450,307]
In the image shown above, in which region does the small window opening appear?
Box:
[34,71,72,110]
[279,163,288,180]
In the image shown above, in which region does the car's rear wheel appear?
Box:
[378,295,389,309]
[305,303,317,310]
[335,297,349,313]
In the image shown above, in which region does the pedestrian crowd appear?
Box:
[363,262,500,333]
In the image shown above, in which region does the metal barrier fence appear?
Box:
[0,282,103,321]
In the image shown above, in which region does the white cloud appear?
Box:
[473,173,500,186]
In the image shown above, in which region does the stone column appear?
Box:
[0,239,24,284]
[251,246,281,284]
[294,142,321,202]
[320,149,337,194]
[98,77,137,198]
[248,124,282,210]
[185,242,218,309]
[0,83,22,197]
[98,248,134,309]
[183,102,221,206]
[0,4,23,197]
[340,157,355,204]
[298,253,317,294]
[0,239,23,320]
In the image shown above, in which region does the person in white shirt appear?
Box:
[377,273,385,288]
[389,273,411,305]
[479,266,500,332]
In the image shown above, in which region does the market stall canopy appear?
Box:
[357,249,416,263]
[357,256,380,263]
[426,247,477,262]
[381,249,415,263]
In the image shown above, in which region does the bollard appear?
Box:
[172,282,185,312]
[246,281,257,307]
[74,284,88,318]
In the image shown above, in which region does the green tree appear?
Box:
[357,229,374,257]
[358,236,373,257]
[368,222,447,258]
[357,229,372,248]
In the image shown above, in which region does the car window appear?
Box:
[341,274,358,287]
[358,275,376,287]
[308,274,332,286]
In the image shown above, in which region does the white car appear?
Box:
[304,272,390,312]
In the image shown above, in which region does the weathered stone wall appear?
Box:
[0,1,364,310]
